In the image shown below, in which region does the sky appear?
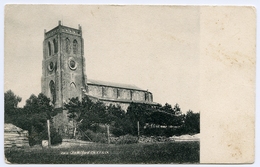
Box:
[4,5,200,113]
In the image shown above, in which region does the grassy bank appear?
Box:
[5,141,199,164]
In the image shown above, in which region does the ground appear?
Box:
[5,141,199,164]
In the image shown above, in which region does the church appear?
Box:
[41,21,157,133]
[41,21,157,114]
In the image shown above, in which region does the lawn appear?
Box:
[5,141,200,164]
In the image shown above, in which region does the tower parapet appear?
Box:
[45,22,82,39]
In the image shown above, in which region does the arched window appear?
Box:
[49,80,56,105]
[53,38,58,54]
[65,38,70,54]
[70,82,76,88]
[73,40,78,54]
[48,41,51,56]
[70,82,77,98]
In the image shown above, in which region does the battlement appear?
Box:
[44,21,82,39]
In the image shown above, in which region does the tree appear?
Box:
[107,104,125,122]
[24,93,55,118]
[65,97,139,137]
[161,103,173,114]
[146,103,184,128]
[64,96,108,135]
[184,110,200,134]
[149,111,168,127]
[4,90,22,113]
[4,90,22,123]
[5,91,61,146]
[126,102,155,135]
[106,104,127,136]
[22,93,60,146]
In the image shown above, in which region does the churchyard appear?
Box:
[5,141,199,164]
[5,90,200,164]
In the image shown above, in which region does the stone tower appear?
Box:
[41,21,87,108]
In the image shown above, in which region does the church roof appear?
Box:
[87,79,147,91]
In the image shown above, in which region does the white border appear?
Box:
[1,1,259,167]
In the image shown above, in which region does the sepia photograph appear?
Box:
[4,4,255,164]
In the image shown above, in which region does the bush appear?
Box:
[110,134,138,144]
[88,124,107,134]
[42,127,62,146]
[28,126,62,146]
[83,129,94,141]
[92,133,107,143]
[83,129,107,143]
[28,126,41,146]
[50,130,62,145]
[138,135,170,143]
[143,127,186,137]
[110,126,126,137]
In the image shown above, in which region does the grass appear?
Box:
[5,141,200,164]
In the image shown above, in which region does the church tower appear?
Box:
[41,21,87,108]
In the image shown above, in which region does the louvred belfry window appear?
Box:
[48,41,51,56]
[73,40,78,54]
[66,38,70,54]
[53,38,58,54]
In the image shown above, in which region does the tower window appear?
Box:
[70,60,76,68]
[68,57,77,70]
[53,38,58,54]
[70,82,77,99]
[48,41,51,56]
[70,82,76,88]
[65,38,70,54]
[48,62,54,72]
[49,80,56,105]
[73,40,78,54]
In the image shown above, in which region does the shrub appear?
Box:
[82,129,94,141]
[110,134,138,144]
[28,126,62,146]
[41,127,63,145]
[143,127,186,137]
[110,126,125,137]
[92,132,107,143]
[50,130,62,145]
[88,124,107,133]
[28,126,40,146]
[83,129,107,143]
[138,135,170,143]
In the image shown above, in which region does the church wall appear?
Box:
[132,90,145,101]
[43,34,59,59]
[87,84,153,103]
[102,101,130,112]
[42,23,85,108]
[148,92,153,102]
[42,55,60,104]
[60,32,84,102]
[103,86,117,99]
[62,56,84,100]
[118,88,131,100]
[53,110,69,135]
[88,85,102,97]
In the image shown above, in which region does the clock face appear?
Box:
[68,58,77,70]
[48,62,54,71]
